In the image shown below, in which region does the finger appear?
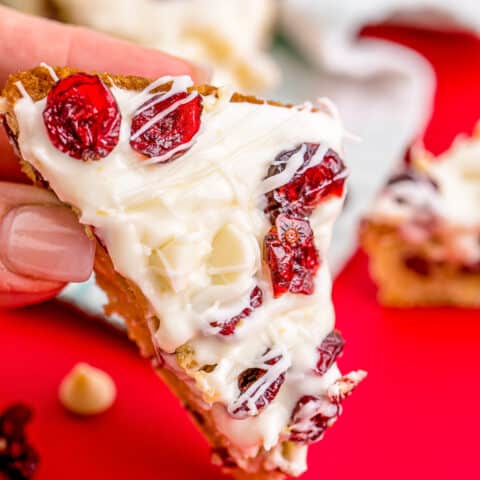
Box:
[0,204,95,283]
[0,265,63,298]
[65,26,211,84]
[0,6,211,88]
[0,181,59,216]
[0,182,95,309]
[0,182,95,287]
[0,288,64,309]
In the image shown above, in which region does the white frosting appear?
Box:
[368,134,480,264]
[13,69,350,474]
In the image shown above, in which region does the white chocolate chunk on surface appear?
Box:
[59,363,116,415]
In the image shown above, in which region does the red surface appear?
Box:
[2,26,480,479]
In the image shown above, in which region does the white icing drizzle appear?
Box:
[130,91,199,141]
[259,143,332,195]
[14,81,32,102]
[12,69,350,475]
[259,144,307,195]
[228,346,292,418]
[40,62,59,82]
[129,75,193,112]
[342,129,362,143]
[316,97,341,124]
[143,136,199,166]
[298,143,330,173]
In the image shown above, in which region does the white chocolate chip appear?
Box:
[208,223,256,284]
[59,363,116,415]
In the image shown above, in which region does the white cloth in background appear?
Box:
[277,0,480,272]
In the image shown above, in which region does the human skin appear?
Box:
[0,6,209,308]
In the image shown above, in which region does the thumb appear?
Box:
[0,182,95,309]
[0,204,95,283]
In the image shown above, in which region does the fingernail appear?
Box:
[190,62,213,85]
[0,205,95,283]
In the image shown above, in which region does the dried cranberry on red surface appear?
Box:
[264,214,320,297]
[43,73,121,161]
[210,286,263,336]
[130,91,202,161]
[265,143,347,221]
[289,395,339,444]
[0,404,39,480]
[315,330,345,375]
[229,349,286,419]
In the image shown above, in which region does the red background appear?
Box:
[1,26,480,479]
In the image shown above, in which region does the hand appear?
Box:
[0,6,210,308]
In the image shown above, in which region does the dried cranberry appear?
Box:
[315,330,345,375]
[265,143,346,221]
[276,215,312,246]
[264,228,294,298]
[460,261,480,274]
[229,349,286,419]
[43,73,121,161]
[0,404,39,480]
[210,287,263,336]
[130,91,202,161]
[289,395,339,444]
[387,169,438,190]
[264,214,320,297]
[404,255,430,276]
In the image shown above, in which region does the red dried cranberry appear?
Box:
[265,143,346,221]
[264,228,294,297]
[264,214,320,297]
[229,349,286,419]
[404,255,430,276]
[289,395,339,444]
[249,286,263,309]
[43,73,121,161]
[130,91,202,161]
[0,404,39,480]
[210,287,263,336]
[460,261,480,274]
[315,330,345,375]
[276,215,312,246]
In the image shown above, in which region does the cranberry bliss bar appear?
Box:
[362,131,480,307]
[1,65,365,478]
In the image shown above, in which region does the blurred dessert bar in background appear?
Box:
[362,127,480,307]
[2,0,280,92]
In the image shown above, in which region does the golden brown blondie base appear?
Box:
[361,221,480,307]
